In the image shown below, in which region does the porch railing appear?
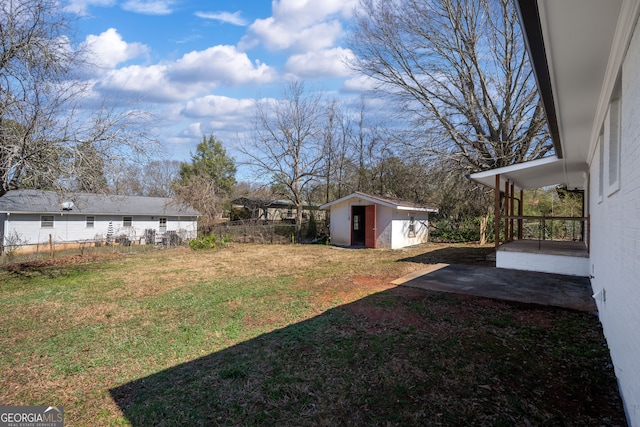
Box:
[501,215,589,248]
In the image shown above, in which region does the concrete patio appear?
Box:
[392,263,596,312]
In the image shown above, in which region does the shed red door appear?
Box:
[365,204,376,248]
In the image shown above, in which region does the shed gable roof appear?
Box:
[0,190,200,217]
[319,192,438,212]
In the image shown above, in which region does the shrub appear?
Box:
[189,234,232,250]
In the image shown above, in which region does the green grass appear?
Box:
[0,243,626,426]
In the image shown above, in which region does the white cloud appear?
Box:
[169,45,276,86]
[83,28,148,71]
[64,0,116,16]
[342,75,379,93]
[285,47,355,79]
[121,0,175,15]
[240,0,358,52]
[181,95,255,119]
[195,11,248,26]
[94,45,276,103]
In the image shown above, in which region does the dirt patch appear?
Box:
[1,253,122,272]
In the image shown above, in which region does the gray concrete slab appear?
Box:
[392,264,596,312]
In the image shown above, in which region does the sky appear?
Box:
[67,0,373,173]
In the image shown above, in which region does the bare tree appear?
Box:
[240,81,326,238]
[0,0,155,196]
[349,0,552,172]
[173,174,225,235]
[108,160,181,197]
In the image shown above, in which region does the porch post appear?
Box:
[494,174,501,249]
[510,182,515,242]
[518,189,524,240]
[504,179,510,243]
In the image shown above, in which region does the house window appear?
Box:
[598,133,604,203]
[86,216,95,228]
[159,217,167,233]
[123,216,132,227]
[606,97,621,195]
[41,215,54,228]
[408,216,416,238]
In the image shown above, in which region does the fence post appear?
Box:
[49,234,54,258]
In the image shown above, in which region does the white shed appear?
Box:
[319,192,438,249]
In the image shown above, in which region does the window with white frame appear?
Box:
[41,215,54,228]
[86,216,95,228]
[598,133,604,203]
[408,216,416,238]
[159,217,167,233]
[123,216,132,227]
[606,97,621,195]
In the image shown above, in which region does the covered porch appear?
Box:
[469,156,590,277]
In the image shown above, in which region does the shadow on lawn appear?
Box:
[400,245,496,267]
[109,286,625,426]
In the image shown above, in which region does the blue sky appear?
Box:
[66,0,372,167]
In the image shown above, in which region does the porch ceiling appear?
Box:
[468,156,586,191]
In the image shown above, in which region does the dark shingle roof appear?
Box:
[0,190,200,217]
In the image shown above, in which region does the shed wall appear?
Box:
[390,211,430,249]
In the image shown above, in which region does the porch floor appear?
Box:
[498,239,588,257]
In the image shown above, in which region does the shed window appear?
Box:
[408,216,416,238]
[41,215,54,228]
[123,216,132,227]
[86,216,95,228]
[159,217,167,233]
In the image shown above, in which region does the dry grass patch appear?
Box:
[0,242,625,426]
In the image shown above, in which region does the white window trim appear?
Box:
[597,133,604,204]
[86,216,95,228]
[123,216,133,227]
[605,97,621,196]
[41,215,54,228]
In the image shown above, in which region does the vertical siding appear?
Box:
[590,18,640,426]
[376,205,393,249]
[328,202,352,247]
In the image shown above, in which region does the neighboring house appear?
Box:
[231,197,325,223]
[469,1,640,424]
[0,190,200,252]
[320,192,438,249]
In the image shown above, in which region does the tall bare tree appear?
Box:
[0,0,155,196]
[240,81,326,237]
[349,0,552,171]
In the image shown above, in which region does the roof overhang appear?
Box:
[469,156,587,191]
[320,192,438,213]
[476,0,638,191]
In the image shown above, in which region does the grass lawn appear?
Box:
[0,243,626,426]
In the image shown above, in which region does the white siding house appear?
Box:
[470,1,640,424]
[0,190,200,251]
[319,192,437,249]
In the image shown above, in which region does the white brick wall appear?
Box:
[589,16,640,425]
